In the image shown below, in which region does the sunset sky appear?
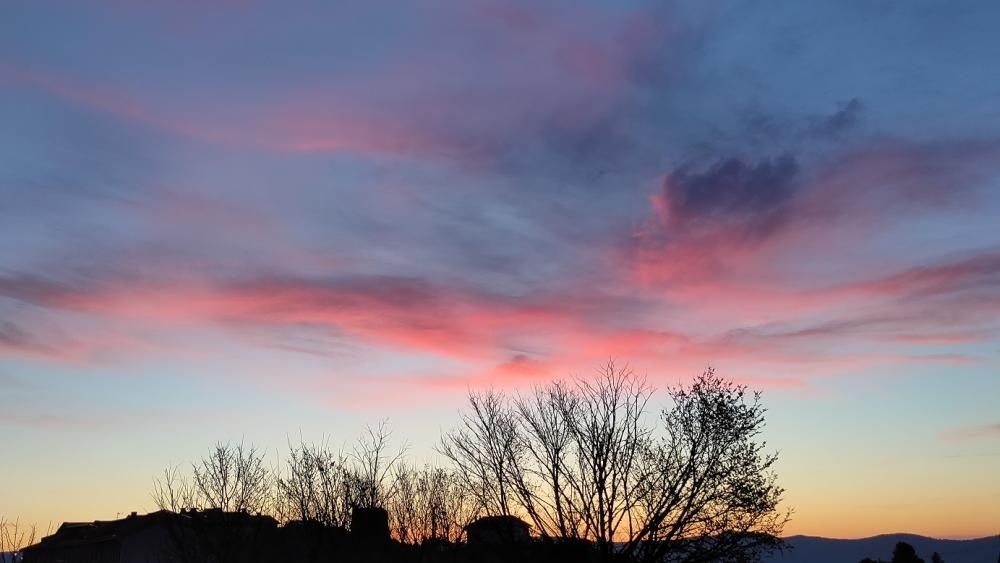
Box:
[1,1,999,540]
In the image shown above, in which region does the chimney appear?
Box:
[350,506,390,543]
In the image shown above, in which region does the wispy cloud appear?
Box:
[940,423,1000,442]
[0,411,156,432]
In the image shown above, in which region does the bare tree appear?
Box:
[352,420,406,510]
[563,362,653,558]
[438,389,521,517]
[279,440,322,522]
[388,463,420,543]
[0,517,36,560]
[150,444,279,563]
[152,465,198,512]
[438,467,478,543]
[278,439,358,528]
[192,441,272,514]
[153,441,275,516]
[441,361,788,563]
[388,464,474,544]
[511,381,582,539]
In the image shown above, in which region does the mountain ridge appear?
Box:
[784,533,998,542]
[766,533,999,563]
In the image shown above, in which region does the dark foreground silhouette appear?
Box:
[21,507,780,563]
[122,365,787,563]
[26,364,995,563]
[19,510,1000,563]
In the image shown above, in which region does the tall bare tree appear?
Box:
[438,389,521,517]
[353,420,406,510]
[563,362,653,558]
[511,381,581,539]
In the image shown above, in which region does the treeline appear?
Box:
[149,361,788,563]
[153,422,470,544]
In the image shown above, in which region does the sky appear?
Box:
[1,0,999,540]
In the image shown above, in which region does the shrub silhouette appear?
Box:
[892,542,925,563]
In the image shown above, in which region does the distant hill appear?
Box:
[765,534,1000,563]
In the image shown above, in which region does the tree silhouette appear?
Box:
[0,517,36,558]
[387,464,472,543]
[930,552,944,563]
[352,420,406,510]
[152,464,199,512]
[142,362,787,561]
[439,388,520,518]
[153,441,273,514]
[277,439,357,528]
[441,361,788,563]
[891,541,925,563]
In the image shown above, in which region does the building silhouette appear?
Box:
[23,509,597,563]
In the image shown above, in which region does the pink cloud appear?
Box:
[0,255,989,393]
[3,133,997,387]
[889,332,994,345]
[631,141,1000,292]
[0,1,670,163]
[624,142,1000,358]
[835,252,1000,299]
[0,274,585,362]
[0,61,448,157]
